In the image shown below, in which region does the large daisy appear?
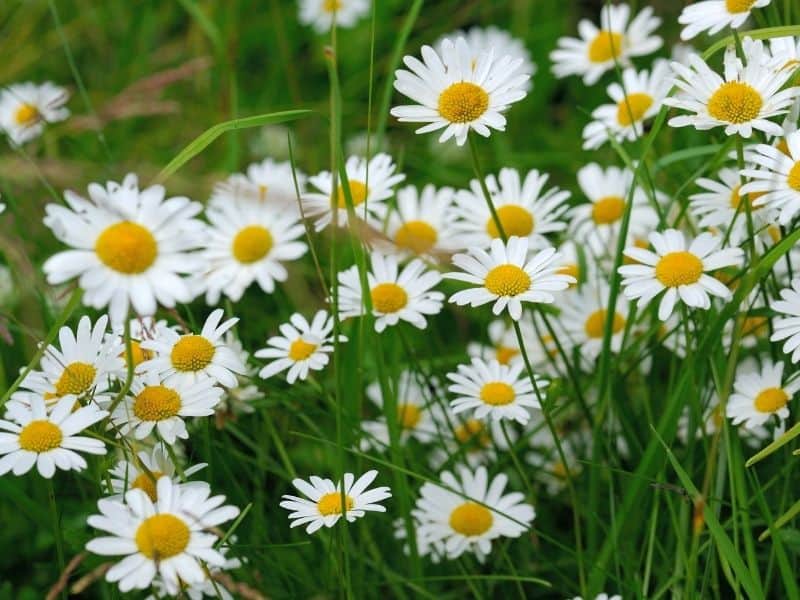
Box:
[0,81,70,145]
[678,0,771,41]
[740,129,800,225]
[727,359,797,429]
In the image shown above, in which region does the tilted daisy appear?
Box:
[618,229,744,321]
[679,0,771,41]
[0,395,107,478]
[769,279,800,362]
[337,252,444,333]
[379,184,456,259]
[280,470,391,534]
[467,319,528,367]
[390,36,530,146]
[428,415,510,470]
[42,174,206,324]
[769,36,800,72]
[85,476,239,594]
[740,129,800,225]
[559,284,630,363]
[108,446,206,501]
[0,82,69,145]
[110,317,176,375]
[254,310,346,383]
[550,3,662,85]
[727,359,797,428]
[211,158,305,214]
[445,236,574,321]
[298,0,369,33]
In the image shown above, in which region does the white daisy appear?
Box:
[769,36,800,72]
[298,0,369,33]
[570,594,622,600]
[217,332,261,418]
[146,545,241,600]
[211,158,305,214]
[740,129,800,225]
[727,359,797,428]
[467,319,528,367]
[390,36,530,146]
[379,183,456,259]
[559,284,630,363]
[0,395,107,478]
[679,0,771,41]
[769,279,800,362]
[42,174,206,324]
[0,82,69,145]
[110,317,177,375]
[280,470,391,534]
[428,415,510,470]
[108,446,206,501]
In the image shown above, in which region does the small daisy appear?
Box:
[413,465,535,561]
[569,594,622,600]
[618,229,743,321]
[211,158,305,214]
[526,439,582,496]
[280,470,391,534]
[428,416,510,470]
[298,0,369,33]
[769,279,800,362]
[85,476,239,594]
[0,395,107,478]
[0,82,69,145]
[110,317,176,375]
[445,236,575,321]
[254,310,346,383]
[108,446,206,501]
[727,359,797,428]
[390,36,530,146]
[740,129,800,225]
[337,252,444,333]
[467,319,528,367]
[559,284,630,363]
[380,184,456,259]
[679,0,771,41]
[550,3,662,85]
[769,36,800,72]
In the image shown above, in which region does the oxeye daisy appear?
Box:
[254,310,346,383]
[280,470,392,534]
[769,279,800,362]
[559,284,630,363]
[85,476,239,594]
[0,82,69,145]
[0,395,107,478]
[298,0,369,33]
[550,3,662,85]
[108,446,206,501]
[467,319,529,367]
[413,465,535,561]
[337,252,444,333]
[302,153,405,231]
[110,317,176,375]
[390,36,530,146]
[450,168,570,250]
[618,229,744,321]
[211,158,306,214]
[727,360,797,428]
[428,415,510,470]
[678,0,771,41]
[740,129,800,225]
[570,594,622,600]
[379,184,456,259]
[769,36,800,72]
[445,236,575,321]
[42,174,206,324]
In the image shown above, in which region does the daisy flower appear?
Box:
[380,184,456,259]
[665,39,800,138]
[217,332,261,418]
[570,594,622,600]
[0,395,107,478]
[769,36,800,72]
[740,129,800,225]
[280,470,391,534]
[467,319,529,367]
[390,36,530,146]
[445,236,575,321]
[337,252,444,333]
[254,310,346,383]
[769,279,800,362]
[211,158,305,214]
[727,359,797,428]
[146,546,241,600]
[108,446,206,501]
[302,153,405,231]
[559,284,630,363]
[550,3,662,85]
[85,476,239,594]
[42,174,206,324]
[428,416,510,470]
[679,0,771,41]
[110,317,176,375]
[298,0,369,33]
[446,357,545,425]
[413,465,535,561]
[0,82,69,145]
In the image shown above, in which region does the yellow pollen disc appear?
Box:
[480,381,515,406]
[725,0,756,12]
[707,81,763,124]
[288,338,317,361]
[776,139,791,156]
[486,205,534,239]
[616,93,654,126]
[454,419,490,448]
[135,514,191,560]
[18,420,62,453]
[754,387,789,413]
[317,492,354,516]
[370,282,408,313]
[742,316,768,338]
[588,30,624,63]
[551,461,569,480]
[584,309,626,339]
[787,161,800,192]
[95,221,158,275]
[729,185,765,210]
[323,0,342,11]
[258,184,268,200]
[437,81,490,124]
[592,196,626,225]
[121,340,153,368]
[15,103,39,126]
[232,225,273,264]
[133,385,181,421]
[484,264,531,296]
[395,220,438,254]
[558,263,579,281]
[337,180,368,209]
[768,225,782,243]
[170,335,215,372]
[655,251,703,287]
[53,362,96,397]
[132,471,164,501]
[397,403,422,429]
[495,345,519,365]
[449,502,493,536]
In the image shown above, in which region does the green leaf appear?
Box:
[703,26,800,59]
[760,498,800,542]
[746,421,800,467]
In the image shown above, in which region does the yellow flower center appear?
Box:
[479,381,515,406]
[754,387,789,413]
[729,184,765,210]
[588,30,624,63]
[484,264,531,296]
[258,184,268,200]
[95,221,158,275]
[558,263,579,284]
[133,385,181,421]
[15,103,39,126]
[725,0,756,13]
[132,471,164,501]
[617,93,654,126]
[18,420,63,453]
[742,316,768,337]
[495,345,518,365]
[449,502,493,536]
[317,492,354,516]
[584,309,626,339]
[592,195,626,225]
[53,362,96,397]
[438,82,490,124]
[551,461,569,480]
[776,138,791,156]
[323,0,342,12]
[397,403,422,429]
[395,220,438,254]
[486,205,534,239]
[288,338,317,361]
[337,180,368,209]
[121,340,153,368]
[135,514,191,560]
[170,335,215,372]
[232,225,273,264]
[707,82,763,124]
[454,419,491,449]
[655,251,703,287]
[370,282,408,313]
[787,161,800,192]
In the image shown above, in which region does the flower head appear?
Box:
[0,82,69,145]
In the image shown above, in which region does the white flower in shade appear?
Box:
[302,153,405,231]
[445,236,575,321]
[727,360,797,428]
[740,129,800,225]
[569,594,622,600]
[254,310,345,383]
[678,0,770,41]
[139,309,246,388]
[85,476,239,594]
[0,82,69,145]
[582,59,671,149]
[0,395,107,478]
[42,174,206,324]
[412,465,535,561]
[298,0,369,33]
[211,158,305,214]
[108,446,206,501]
[337,253,444,332]
[559,284,630,363]
[390,37,530,146]
[467,319,529,367]
[550,3,662,85]
[380,184,456,259]
[769,279,800,362]
[449,168,570,250]
[447,357,545,425]
[665,39,800,138]
[428,415,510,470]
[280,470,391,534]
